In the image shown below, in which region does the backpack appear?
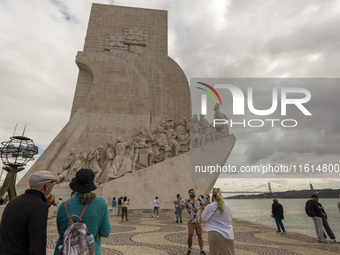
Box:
[305,200,316,217]
[61,201,97,255]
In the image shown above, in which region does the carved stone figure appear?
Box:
[57,152,87,183]
[198,114,215,144]
[133,128,154,169]
[152,124,171,162]
[126,140,139,172]
[190,126,200,148]
[61,148,77,174]
[175,118,190,152]
[110,137,133,178]
[213,103,229,136]
[190,114,201,148]
[166,128,180,156]
[97,140,116,183]
[69,152,87,181]
[87,145,104,183]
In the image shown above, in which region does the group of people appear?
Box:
[111,196,130,222]
[172,188,235,255]
[0,169,235,255]
[3,167,340,255]
[145,189,235,255]
[306,194,339,243]
[0,169,112,255]
[271,195,339,243]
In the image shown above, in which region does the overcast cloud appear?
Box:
[0,0,339,192]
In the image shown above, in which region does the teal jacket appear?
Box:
[54,193,111,255]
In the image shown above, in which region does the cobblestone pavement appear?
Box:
[46,209,340,255]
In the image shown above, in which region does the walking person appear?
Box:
[202,188,234,255]
[121,196,130,222]
[184,188,210,255]
[54,169,111,254]
[117,196,122,216]
[317,198,339,243]
[112,197,117,216]
[305,194,327,242]
[271,198,286,234]
[152,196,160,218]
[0,171,57,255]
[174,193,184,223]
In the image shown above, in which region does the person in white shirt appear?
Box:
[201,188,234,255]
[152,196,160,218]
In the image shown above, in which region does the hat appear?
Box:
[29,171,58,189]
[69,169,96,193]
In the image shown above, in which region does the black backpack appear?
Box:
[305,200,316,217]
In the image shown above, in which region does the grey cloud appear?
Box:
[1,0,340,190]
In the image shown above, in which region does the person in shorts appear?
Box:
[184,189,210,255]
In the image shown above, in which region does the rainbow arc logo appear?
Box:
[196,82,222,115]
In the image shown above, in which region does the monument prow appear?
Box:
[16,4,235,209]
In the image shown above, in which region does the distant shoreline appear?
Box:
[225,189,340,199]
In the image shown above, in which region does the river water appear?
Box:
[225,198,340,239]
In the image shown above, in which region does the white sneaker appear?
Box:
[332,239,340,243]
[157,215,159,218]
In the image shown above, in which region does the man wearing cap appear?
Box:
[0,171,57,255]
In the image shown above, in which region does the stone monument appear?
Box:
[16,3,236,209]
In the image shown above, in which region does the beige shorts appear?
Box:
[187,222,203,235]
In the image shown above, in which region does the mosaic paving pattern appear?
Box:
[46,209,340,255]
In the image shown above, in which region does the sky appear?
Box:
[0,0,339,193]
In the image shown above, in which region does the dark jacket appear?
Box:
[308,199,322,217]
[272,202,284,219]
[317,202,327,218]
[0,189,49,255]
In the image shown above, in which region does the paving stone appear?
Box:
[46,209,340,255]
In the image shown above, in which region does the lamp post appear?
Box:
[0,136,38,200]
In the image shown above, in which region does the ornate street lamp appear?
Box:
[0,135,38,200]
